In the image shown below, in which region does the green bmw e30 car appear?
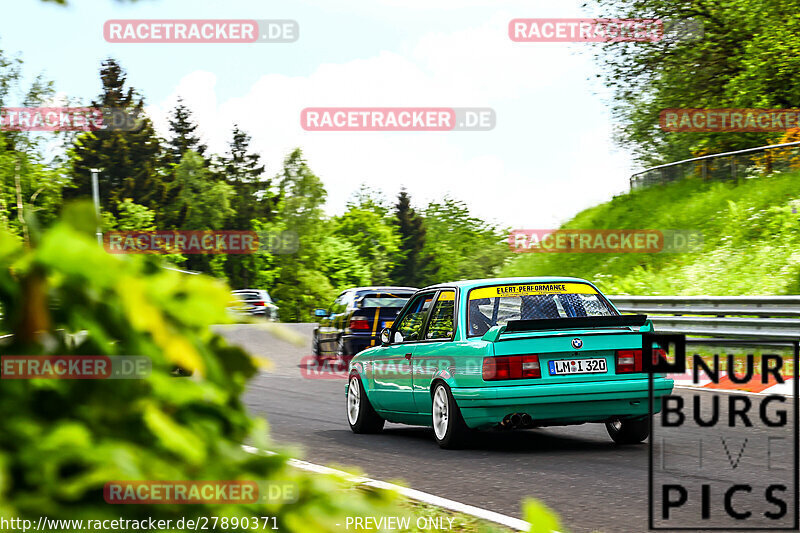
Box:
[344,277,674,448]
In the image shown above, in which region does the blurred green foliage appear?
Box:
[524,499,563,533]
[503,171,800,295]
[0,205,408,531]
[0,204,554,531]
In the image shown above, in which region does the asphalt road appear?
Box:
[220,323,798,533]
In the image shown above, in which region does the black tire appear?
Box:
[335,336,347,357]
[335,337,349,369]
[431,382,470,449]
[346,375,384,434]
[312,332,322,357]
[606,417,650,444]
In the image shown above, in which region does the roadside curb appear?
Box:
[241,445,532,531]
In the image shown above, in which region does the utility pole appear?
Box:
[91,168,102,246]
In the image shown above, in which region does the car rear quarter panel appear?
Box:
[417,339,493,393]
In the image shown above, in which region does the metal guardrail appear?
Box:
[609,295,800,341]
[629,140,800,190]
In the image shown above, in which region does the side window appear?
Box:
[331,294,345,314]
[394,293,435,342]
[342,291,356,310]
[425,291,456,340]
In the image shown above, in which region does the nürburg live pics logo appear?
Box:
[647,334,798,530]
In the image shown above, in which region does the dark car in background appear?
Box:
[313,286,417,364]
[231,289,280,321]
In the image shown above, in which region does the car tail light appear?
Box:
[521,355,541,378]
[615,348,667,373]
[349,316,371,331]
[252,301,266,306]
[483,355,541,381]
[615,349,640,373]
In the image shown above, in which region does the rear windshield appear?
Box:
[467,282,616,337]
[357,293,412,308]
[234,291,272,303]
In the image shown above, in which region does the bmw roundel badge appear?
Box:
[571,338,583,349]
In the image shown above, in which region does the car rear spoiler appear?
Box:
[480,314,649,342]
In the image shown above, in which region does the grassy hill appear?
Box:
[500,172,800,295]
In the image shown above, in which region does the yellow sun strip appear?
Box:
[438,291,455,301]
[469,282,597,300]
[370,307,381,346]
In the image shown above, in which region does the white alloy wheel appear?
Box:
[347,376,361,426]
[432,385,450,440]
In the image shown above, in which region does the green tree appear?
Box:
[113,198,157,231]
[268,149,338,321]
[391,190,436,287]
[161,151,234,275]
[587,0,800,165]
[333,187,401,285]
[167,97,207,162]
[167,151,233,231]
[218,126,278,288]
[68,58,168,216]
[220,125,275,228]
[0,48,66,239]
[423,197,511,282]
[318,235,371,289]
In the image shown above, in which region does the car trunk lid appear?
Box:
[484,315,651,385]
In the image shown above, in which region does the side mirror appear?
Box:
[380,328,391,346]
[314,309,328,317]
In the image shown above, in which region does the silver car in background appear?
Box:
[231,289,280,321]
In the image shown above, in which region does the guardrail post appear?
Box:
[701,159,708,181]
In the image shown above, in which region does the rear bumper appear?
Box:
[342,334,378,355]
[453,377,673,429]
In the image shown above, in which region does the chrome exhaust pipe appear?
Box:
[521,413,532,427]
[510,413,522,427]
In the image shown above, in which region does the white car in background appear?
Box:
[231,289,280,321]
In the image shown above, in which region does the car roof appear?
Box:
[232,289,268,293]
[350,286,418,293]
[419,276,596,291]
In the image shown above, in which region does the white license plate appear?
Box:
[548,358,607,375]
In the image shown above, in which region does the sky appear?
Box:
[0,0,639,229]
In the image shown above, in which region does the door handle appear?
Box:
[404,353,412,360]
